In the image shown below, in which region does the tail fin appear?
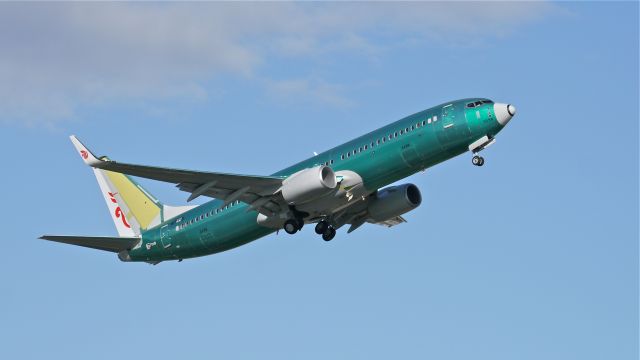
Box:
[93,166,162,236]
[71,135,194,236]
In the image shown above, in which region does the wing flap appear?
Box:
[39,235,140,253]
[370,215,407,227]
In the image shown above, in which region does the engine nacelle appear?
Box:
[368,183,422,222]
[281,165,337,205]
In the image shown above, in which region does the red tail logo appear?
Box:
[80,150,88,159]
[108,192,131,228]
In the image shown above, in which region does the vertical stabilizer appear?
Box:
[92,166,163,236]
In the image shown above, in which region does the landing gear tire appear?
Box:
[284,219,299,235]
[322,226,336,241]
[315,221,328,235]
[295,218,304,231]
[472,155,485,167]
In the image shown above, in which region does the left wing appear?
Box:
[70,136,286,215]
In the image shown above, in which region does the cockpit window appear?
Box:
[467,99,494,107]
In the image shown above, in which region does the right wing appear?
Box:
[39,235,140,253]
[70,135,287,216]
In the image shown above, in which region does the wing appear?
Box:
[39,235,140,253]
[70,136,286,216]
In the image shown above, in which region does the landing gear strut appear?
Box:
[472,155,485,167]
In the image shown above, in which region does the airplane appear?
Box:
[40,98,516,264]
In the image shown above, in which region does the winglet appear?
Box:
[69,135,103,166]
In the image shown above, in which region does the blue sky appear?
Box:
[0,2,637,359]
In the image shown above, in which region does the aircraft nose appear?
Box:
[493,103,516,126]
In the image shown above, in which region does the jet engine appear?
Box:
[281,165,337,205]
[367,183,422,222]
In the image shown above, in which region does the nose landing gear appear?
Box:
[469,135,494,167]
[472,155,485,166]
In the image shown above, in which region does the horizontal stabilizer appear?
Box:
[39,235,140,253]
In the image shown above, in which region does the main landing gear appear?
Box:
[283,218,304,235]
[472,155,485,167]
[314,220,336,241]
[283,218,336,241]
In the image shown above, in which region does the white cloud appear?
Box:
[265,77,353,108]
[0,2,554,125]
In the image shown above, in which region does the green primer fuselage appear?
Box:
[130,98,505,262]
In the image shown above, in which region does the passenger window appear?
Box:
[364,145,368,150]
[399,129,403,135]
[433,115,438,122]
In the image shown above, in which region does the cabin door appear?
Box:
[160,224,173,251]
[438,104,457,147]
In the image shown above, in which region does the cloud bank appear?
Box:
[0,2,553,125]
